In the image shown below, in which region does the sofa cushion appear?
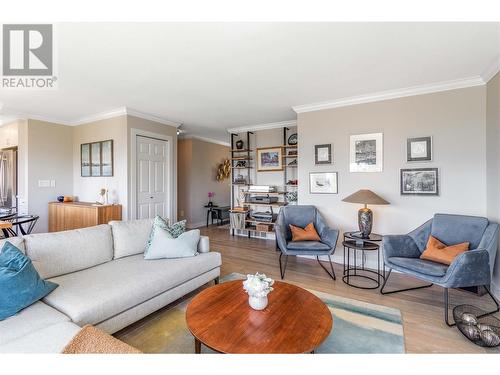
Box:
[24,224,114,279]
[0,237,25,254]
[0,322,80,353]
[43,252,222,326]
[0,242,58,321]
[388,256,449,277]
[0,301,70,346]
[431,214,488,250]
[109,219,153,259]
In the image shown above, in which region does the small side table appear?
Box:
[342,232,384,290]
[205,205,219,227]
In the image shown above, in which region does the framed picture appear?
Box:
[400,168,439,196]
[81,143,91,177]
[350,133,383,172]
[315,144,332,165]
[309,172,338,194]
[256,147,283,171]
[407,136,432,162]
[81,140,114,177]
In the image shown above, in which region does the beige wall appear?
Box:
[486,72,500,295]
[177,138,192,222]
[177,138,230,227]
[21,120,74,233]
[72,116,128,216]
[0,121,20,148]
[298,86,487,267]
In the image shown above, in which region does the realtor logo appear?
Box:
[2,24,57,89]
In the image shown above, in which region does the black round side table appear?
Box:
[342,231,384,290]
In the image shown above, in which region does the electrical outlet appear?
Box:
[38,180,50,188]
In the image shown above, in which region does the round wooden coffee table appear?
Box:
[186,280,333,354]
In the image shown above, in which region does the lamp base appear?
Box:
[358,208,373,239]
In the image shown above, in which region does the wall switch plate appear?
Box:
[50,180,56,187]
[38,180,51,188]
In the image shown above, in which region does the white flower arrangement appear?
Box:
[243,273,274,298]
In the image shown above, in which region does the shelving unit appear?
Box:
[229,126,298,239]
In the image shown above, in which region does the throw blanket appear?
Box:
[62,325,141,354]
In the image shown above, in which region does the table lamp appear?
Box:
[342,189,390,238]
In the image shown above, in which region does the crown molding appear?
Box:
[481,57,500,83]
[70,107,128,126]
[125,108,181,128]
[72,107,181,127]
[180,134,230,147]
[1,106,181,128]
[292,76,485,114]
[227,119,297,134]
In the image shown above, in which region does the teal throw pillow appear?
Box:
[0,241,58,321]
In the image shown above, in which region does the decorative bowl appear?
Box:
[453,304,500,347]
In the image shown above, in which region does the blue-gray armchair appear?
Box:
[381,213,499,326]
[275,205,339,280]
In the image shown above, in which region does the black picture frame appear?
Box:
[400,168,439,196]
[314,144,332,165]
[81,139,114,177]
[407,136,432,162]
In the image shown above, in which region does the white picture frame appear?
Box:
[349,133,383,172]
[309,172,338,194]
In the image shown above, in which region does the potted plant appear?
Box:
[243,273,274,310]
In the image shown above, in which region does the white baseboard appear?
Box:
[187,221,206,229]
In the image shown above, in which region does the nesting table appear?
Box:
[342,232,384,290]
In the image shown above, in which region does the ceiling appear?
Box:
[0,22,499,142]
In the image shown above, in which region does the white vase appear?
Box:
[248,295,268,310]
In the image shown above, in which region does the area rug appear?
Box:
[118,273,405,354]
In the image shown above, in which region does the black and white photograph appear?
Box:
[407,136,432,162]
[314,144,332,165]
[309,172,338,194]
[400,168,439,195]
[350,133,383,172]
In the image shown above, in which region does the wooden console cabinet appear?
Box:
[48,202,122,232]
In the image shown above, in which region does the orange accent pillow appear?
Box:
[420,235,469,265]
[289,222,321,242]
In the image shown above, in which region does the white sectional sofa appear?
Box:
[0,219,221,353]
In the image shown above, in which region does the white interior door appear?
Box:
[136,135,169,220]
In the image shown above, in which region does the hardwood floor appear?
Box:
[117,225,500,354]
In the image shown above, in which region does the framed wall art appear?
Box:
[256,147,283,172]
[309,172,338,194]
[407,136,432,162]
[350,133,383,172]
[81,139,114,177]
[315,144,332,165]
[400,168,439,196]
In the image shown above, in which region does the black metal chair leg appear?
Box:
[380,268,434,295]
[279,252,288,280]
[444,288,455,327]
[445,285,500,327]
[317,255,336,281]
